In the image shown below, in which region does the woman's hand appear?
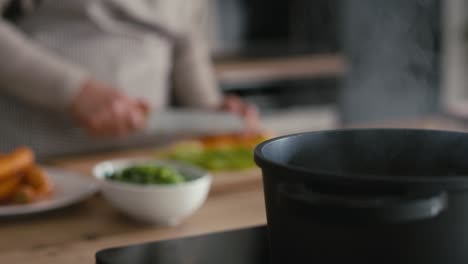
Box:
[69,80,150,137]
[219,95,260,132]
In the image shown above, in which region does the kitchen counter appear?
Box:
[0,146,266,264]
[1,115,468,264]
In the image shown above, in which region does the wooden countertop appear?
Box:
[0,147,267,264]
[2,115,468,264]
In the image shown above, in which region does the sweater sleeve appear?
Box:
[0,0,8,11]
[0,14,89,111]
[171,0,222,109]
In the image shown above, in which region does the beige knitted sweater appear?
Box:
[0,0,222,158]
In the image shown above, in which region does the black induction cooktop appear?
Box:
[95,226,269,264]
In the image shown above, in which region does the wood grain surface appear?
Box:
[0,144,266,264]
[2,116,468,263]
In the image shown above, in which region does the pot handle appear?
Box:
[278,185,447,223]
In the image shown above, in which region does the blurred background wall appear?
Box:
[202,0,443,130]
[205,0,341,133]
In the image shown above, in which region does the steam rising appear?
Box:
[339,0,440,124]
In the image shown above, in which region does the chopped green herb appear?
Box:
[106,164,187,185]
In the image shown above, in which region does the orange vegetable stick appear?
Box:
[0,147,34,181]
[24,165,53,196]
[0,175,22,201]
[14,185,38,204]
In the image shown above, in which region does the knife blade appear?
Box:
[143,109,245,136]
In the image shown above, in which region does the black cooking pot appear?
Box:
[254,129,468,264]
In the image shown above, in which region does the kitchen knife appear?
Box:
[144,109,245,136]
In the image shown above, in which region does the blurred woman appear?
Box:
[0,0,258,158]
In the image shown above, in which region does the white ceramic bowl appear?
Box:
[93,158,212,226]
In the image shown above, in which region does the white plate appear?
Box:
[0,167,99,217]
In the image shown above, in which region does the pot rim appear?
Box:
[254,128,468,191]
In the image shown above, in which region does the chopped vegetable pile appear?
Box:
[164,142,256,171]
[106,164,187,185]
